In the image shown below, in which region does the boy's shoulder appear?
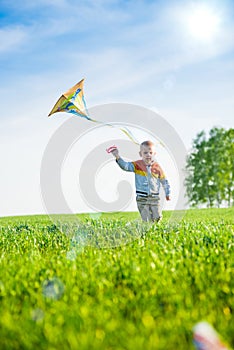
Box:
[132,159,145,167]
[152,162,165,177]
[132,160,162,166]
[152,161,163,170]
[152,161,162,167]
[133,159,144,163]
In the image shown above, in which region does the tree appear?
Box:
[185,127,234,208]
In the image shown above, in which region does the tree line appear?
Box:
[185,127,234,208]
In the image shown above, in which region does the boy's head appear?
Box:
[139,141,156,165]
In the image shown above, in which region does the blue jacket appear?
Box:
[116,158,170,197]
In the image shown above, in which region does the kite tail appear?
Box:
[86,118,140,145]
[119,127,139,145]
[82,95,90,117]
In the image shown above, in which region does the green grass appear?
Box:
[0,208,233,349]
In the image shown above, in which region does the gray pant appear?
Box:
[136,196,161,222]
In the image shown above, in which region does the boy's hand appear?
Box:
[106,145,117,153]
[111,149,120,159]
[106,145,120,159]
[166,196,170,201]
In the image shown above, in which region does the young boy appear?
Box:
[108,141,170,222]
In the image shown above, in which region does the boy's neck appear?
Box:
[142,159,155,166]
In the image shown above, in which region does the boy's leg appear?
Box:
[136,197,151,221]
[149,197,162,222]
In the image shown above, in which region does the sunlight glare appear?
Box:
[186,5,221,41]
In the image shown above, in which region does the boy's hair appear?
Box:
[140,140,155,148]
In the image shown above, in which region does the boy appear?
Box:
[107,141,170,222]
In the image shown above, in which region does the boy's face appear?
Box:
[139,145,156,164]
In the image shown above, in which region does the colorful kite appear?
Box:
[48,79,139,144]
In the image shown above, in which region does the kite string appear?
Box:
[86,117,140,145]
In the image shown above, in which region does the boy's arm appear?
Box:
[108,146,134,172]
[157,165,170,200]
[116,157,135,172]
[111,148,120,160]
[161,178,171,200]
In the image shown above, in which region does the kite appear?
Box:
[48,79,139,144]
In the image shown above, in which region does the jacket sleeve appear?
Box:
[160,178,170,197]
[158,164,170,197]
[116,158,135,172]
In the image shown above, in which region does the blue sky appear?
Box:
[1,0,234,216]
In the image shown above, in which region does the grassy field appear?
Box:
[0,208,233,349]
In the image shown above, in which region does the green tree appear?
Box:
[185,127,234,208]
[221,128,234,206]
